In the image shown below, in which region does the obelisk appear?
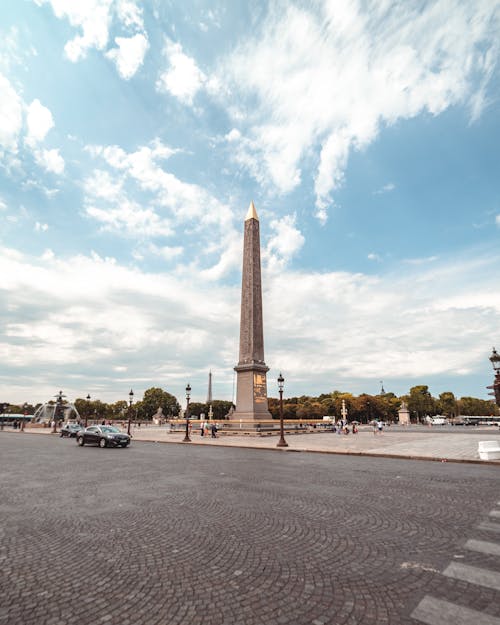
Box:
[232,201,272,421]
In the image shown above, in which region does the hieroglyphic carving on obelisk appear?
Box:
[232,201,272,421]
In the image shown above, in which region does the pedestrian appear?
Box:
[377,420,383,435]
[211,423,217,438]
[372,421,377,435]
[352,423,358,434]
[200,420,205,437]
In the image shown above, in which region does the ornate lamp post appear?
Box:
[85,394,90,427]
[21,403,28,432]
[488,348,500,407]
[276,373,288,448]
[183,383,191,442]
[53,391,65,433]
[127,389,134,435]
[0,403,8,430]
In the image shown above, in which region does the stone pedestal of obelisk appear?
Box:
[232,201,272,421]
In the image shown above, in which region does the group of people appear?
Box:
[199,421,218,438]
[332,420,358,435]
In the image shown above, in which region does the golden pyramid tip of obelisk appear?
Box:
[245,200,259,221]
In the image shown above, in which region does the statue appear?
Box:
[152,406,163,425]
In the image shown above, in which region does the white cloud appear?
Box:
[35,0,147,79]
[218,0,500,220]
[35,222,49,232]
[156,39,206,105]
[115,0,144,30]
[265,214,305,270]
[35,0,113,62]
[496,215,500,226]
[34,148,65,174]
[373,182,396,195]
[106,33,149,79]
[148,243,183,261]
[25,99,54,147]
[84,140,239,278]
[0,73,23,154]
[1,246,499,403]
[367,253,381,262]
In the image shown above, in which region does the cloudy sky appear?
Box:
[1,0,499,407]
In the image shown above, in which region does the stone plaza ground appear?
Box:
[1,432,500,625]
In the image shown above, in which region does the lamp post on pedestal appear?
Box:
[53,391,65,433]
[127,389,134,435]
[183,383,191,442]
[276,373,288,448]
[487,348,500,407]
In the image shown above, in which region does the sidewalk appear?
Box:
[109,425,500,464]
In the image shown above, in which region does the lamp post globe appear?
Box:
[276,372,288,448]
[183,383,192,442]
[127,389,134,435]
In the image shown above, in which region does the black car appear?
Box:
[76,425,130,448]
[60,423,84,438]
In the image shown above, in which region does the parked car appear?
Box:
[76,425,130,448]
[60,423,84,438]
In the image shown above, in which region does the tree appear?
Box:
[408,385,436,423]
[438,392,457,418]
[135,387,180,421]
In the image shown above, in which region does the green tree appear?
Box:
[408,385,436,423]
[135,387,180,421]
[438,392,457,417]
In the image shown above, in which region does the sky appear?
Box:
[1,0,500,408]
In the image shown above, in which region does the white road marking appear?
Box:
[465,538,500,557]
[478,521,500,533]
[411,595,500,625]
[489,510,500,519]
[443,561,500,591]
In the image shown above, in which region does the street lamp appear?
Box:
[85,394,90,428]
[127,389,134,435]
[53,391,65,433]
[488,348,500,407]
[21,402,28,432]
[183,383,191,442]
[276,373,288,448]
[0,403,8,430]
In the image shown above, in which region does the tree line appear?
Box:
[2,384,497,422]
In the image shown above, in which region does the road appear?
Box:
[1,434,499,625]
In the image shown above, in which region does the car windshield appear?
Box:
[101,426,120,433]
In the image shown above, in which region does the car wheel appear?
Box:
[99,438,107,448]
[77,437,84,446]
[122,443,129,448]
[59,432,64,437]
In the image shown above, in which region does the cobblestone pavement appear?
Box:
[1,434,499,625]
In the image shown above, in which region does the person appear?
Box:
[211,423,217,438]
[200,421,205,437]
[377,420,384,434]
[352,423,358,434]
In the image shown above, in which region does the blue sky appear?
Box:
[1,0,499,407]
